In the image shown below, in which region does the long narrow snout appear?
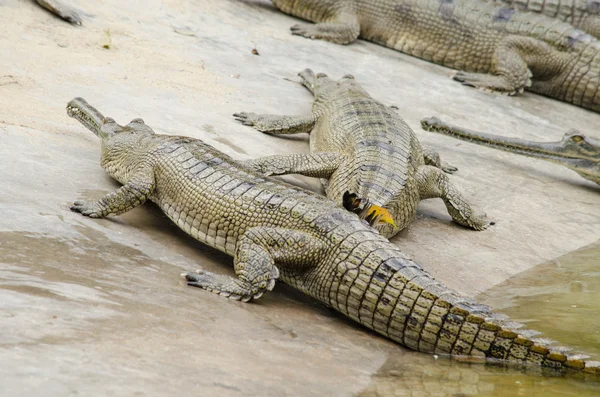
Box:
[67,97,105,138]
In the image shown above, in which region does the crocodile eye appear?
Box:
[131,118,145,124]
[316,72,328,79]
[571,135,584,143]
[342,74,355,79]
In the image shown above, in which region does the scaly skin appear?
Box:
[234,69,492,238]
[35,0,81,25]
[270,0,600,112]
[499,0,600,38]
[67,97,600,376]
[421,116,600,185]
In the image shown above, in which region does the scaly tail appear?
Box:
[340,251,600,376]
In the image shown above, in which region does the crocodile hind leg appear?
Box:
[244,152,343,178]
[234,112,317,135]
[423,148,458,174]
[452,35,555,95]
[416,166,492,230]
[289,11,360,45]
[70,168,155,217]
[184,227,325,302]
[36,0,82,25]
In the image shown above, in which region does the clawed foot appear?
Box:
[233,112,260,127]
[37,0,82,25]
[57,8,82,25]
[463,212,495,231]
[70,200,104,218]
[183,267,279,302]
[441,162,458,174]
[290,24,319,40]
[452,71,529,96]
[242,159,275,176]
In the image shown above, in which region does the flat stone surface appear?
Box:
[0,0,598,396]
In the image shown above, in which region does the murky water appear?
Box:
[1,206,598,396]
[359,242,600,397]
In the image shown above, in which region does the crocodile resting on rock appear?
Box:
[421,116,600,185]
[498,0,600,39]
[267,0,600,113]
[235,69,492,238]
[35,0,81,25]
[67,97,600,376]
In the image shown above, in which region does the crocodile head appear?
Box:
[67,97,157,184]
[467,130,600,184]
[422,117,600,185]
[67,97,155,140]
[547,131,600,184]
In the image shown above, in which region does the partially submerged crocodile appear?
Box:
[35,0,81,25]
[234,69,491,238]
[422,116,600,185]
[499,0,600,38]
[68,97,600,375]
[268,0,600,112]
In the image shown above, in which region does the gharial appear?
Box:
[262,0,600,113]
[421,116,600,185]
[234,69,492,239]
[67,97,600,376]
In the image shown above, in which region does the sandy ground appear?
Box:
[0,0,599,396]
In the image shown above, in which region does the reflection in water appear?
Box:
[359,242,600,397]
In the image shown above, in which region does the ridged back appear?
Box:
[311,85,424,232]
[143,135,343,255]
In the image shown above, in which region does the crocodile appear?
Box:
[498,0,600,38]
[266,0,600,113]
[421,116,600,185]
[67,97,600,376]
[234,69,492,239]
[35,0,81,25]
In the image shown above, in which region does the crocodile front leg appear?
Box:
[452,35,560,95]
[70,168,155,217]
[233,112,317,135]
[423,148,458,174]
[416,166,493,231]
[184,227,325,302]
[244,152,343,178]
[36,0,82,25]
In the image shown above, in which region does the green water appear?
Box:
[358,242,600,397]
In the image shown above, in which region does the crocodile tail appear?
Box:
[342,191,396,228]
[442,301,600,375]
[350,253,600,376]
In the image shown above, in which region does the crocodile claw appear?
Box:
[184,266,278,302]
[70,200,103,218]
[233,112,258,126]
[290,24,317,40]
